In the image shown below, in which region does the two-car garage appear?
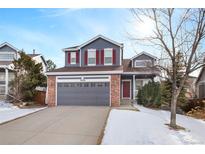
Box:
[56,76,110,106]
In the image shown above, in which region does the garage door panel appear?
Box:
[57,82,110,106]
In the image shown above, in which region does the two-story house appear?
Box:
[46,35,160,107]
[0,42,47,96]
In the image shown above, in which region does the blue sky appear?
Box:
[0,8,156,67]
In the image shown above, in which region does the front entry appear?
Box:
[122,80,131,99]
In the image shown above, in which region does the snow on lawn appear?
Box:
[0,101,46,124]
[101,104,205,145]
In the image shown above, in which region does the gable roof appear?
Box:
[122,59,160,75]
[62,35,123,51]
[27,53,47,67]
[27,54,41,58]
[0,42,19,51]
[63,45,80,51]
[130,51,158,61]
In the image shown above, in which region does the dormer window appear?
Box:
[70,52,76,64]
[88,49,96,66]
[135,60,152,67]
[104,48,113,65]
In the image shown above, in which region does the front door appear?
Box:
[122,81,131,99]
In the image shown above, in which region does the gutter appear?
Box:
[46,70,123,76]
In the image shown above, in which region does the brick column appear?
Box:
[111,75,121,107]
[47,76,56,107]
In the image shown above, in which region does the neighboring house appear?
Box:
[196,67,205,99]
[184,76,197,99]
[0,42,47,95]
[27,51,48,74]
[0,42,18,95]
[46,35,160,107]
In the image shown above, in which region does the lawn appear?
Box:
[101,104,205,145]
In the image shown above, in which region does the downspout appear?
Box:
[80,49,81,67]
[5,67,8,96]
[133,75,136,103]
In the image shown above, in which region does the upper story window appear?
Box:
[104,48,113,65]
[135,60,152,67]
[0,52,15,61]
[70,52,76,64]
[88,49,96,66]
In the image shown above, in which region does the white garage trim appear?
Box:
[46,70,123,75]
[55,76,57,106]
[57,75,110,83]
[55,75,111,106]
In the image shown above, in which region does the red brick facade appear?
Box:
[110,75,121,107]
[47,76,56,107]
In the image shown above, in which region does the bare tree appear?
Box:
[130,8,205,128]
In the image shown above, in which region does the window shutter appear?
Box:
[96,50,99,65]
[68,52,71,64]
[101,49,104,64]
[76,50,79,64]
[84,50,88,65]
[113,49,116,64]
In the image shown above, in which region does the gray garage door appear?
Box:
[57,82,110,106]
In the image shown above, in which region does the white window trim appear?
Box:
[0,52,16,61]
[70,52,76,65]
[104,48,113,65]
[87,49,96,66]
[134,60,152,67]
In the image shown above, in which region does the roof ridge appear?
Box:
[0,42,19,51]
[62,34,123,52]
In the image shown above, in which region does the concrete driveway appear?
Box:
[0,106,110,145]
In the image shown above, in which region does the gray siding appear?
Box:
[0,45,17,53]
[65,51,80,67]
[64,38,121,67]
[196,68,205,98]
[198,68,205,82]
[0,45,17,61]
[199,84,205,98]
[133,54,155,67]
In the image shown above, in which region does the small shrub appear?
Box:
[181,98,205,112]
[137,81,161,107]
[160,80,187,108]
